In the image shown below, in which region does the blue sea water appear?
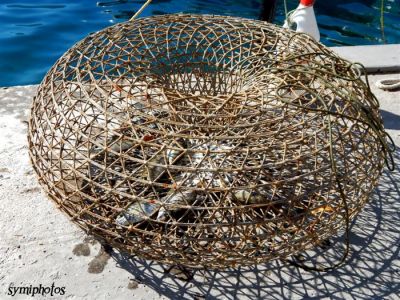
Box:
[0,0,399,87]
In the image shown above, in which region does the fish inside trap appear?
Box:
[28,14,392,268]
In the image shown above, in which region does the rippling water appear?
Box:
[0,0,399,86]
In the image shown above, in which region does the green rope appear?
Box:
[284,0,289,22]
[380,0,386,43]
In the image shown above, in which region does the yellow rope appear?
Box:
[130,0,153,21]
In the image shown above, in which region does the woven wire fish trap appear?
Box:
[28,14,394,268]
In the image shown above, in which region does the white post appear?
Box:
[283,0,320,42]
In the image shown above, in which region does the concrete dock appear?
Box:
[0,52,399,299]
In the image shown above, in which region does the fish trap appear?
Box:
[28,14,394,269]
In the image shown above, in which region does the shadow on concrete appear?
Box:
[106,149,400,300]
[380,110,400,130]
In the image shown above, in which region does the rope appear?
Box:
[284,0,289,22]
[283,0,297,29]
[283,0,310,30]
[130,0,152,21]
[376,78,400,91]
[380,0,386,43]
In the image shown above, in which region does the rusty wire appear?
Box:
[28,14,394,269]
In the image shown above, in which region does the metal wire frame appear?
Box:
[28,14,393,269]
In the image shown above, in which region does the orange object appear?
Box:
[311,205,335,216]
[300,0,314,6]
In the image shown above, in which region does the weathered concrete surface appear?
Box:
[0,75,399,299]
[331,44,400,73]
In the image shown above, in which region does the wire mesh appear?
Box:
[28,14,392,268]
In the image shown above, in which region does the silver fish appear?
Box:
[144,153,168,182]
[166,148,182,165]
[109,138,134,152]
[185,141,234,188]
[144,143,184,181]
[157,189,197,221]
[90,135,134,155]
[116,201,160,226]
[233,190,265,204]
